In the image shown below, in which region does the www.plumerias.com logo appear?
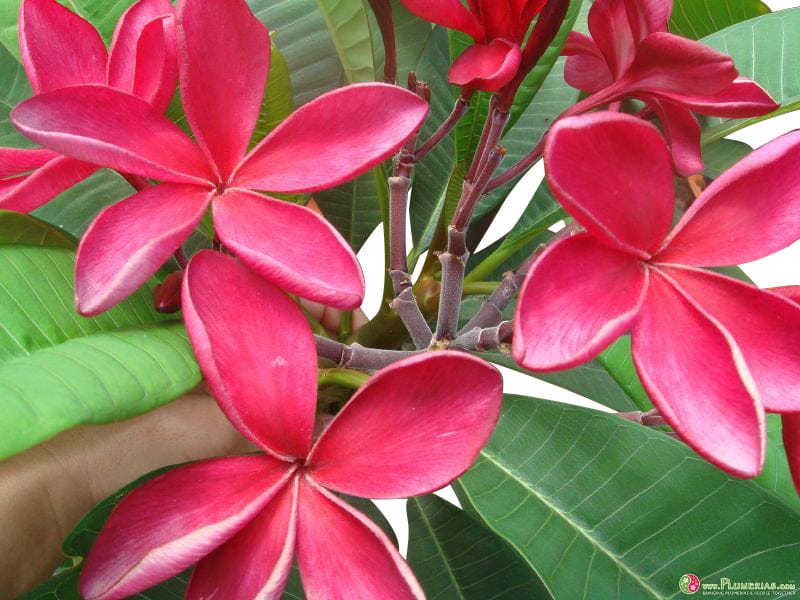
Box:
[679,574,797,596]
[680,574,701,594]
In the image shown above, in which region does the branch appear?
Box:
[458,221,583,335]
[414,97,471,162]
[451,321,513,352]
[315,335,420,370]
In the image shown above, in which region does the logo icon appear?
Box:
[679,574,701,594]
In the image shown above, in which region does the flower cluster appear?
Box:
[3,0,800,597]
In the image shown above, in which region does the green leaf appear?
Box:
[23,461,395,599]
[0,41,34,148]
[0,210,75,248]
[314,171,383,252]
[669,0,770,39]
[32,170,134,238]
[251,42,294,147]
[756,414,800,512]
[407,494,553,599]
[0,242,200,459]
[701,138,752,179]
[312,0,376,83]
[458,395,800,599]
[409,27,456,263]
[700,8,800,143]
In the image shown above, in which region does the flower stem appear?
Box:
[317,368,370,390]
[414,97,471,162]
[366,0,397,83]
[315,334,420,370]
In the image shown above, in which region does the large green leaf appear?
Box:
[700,8,800,143]
[32,170,133,238]
[0,209,74,247]
[407,494,553,599]
[313,0,376,83]
[22,461,396,599]
[0,225,200,459]
[315,170,383,252]
[409,27,457,262]
[252,42,295,147]
[458,395,800,599]
[669,0,770,39]
[0,41,33,148]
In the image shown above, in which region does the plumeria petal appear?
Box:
[518,0,548,38]
[783,414,800,496]
[771,286,800,304]
[213,189,365,310]
[545,113,674,256]
[0,147,57,178]
[19,0,107,94]
[187,476,299,600]
[620,32,737,97]
[658,77,778,118]
[631,0,672,35]
[656,129,800,266]
[79,455,295,600]
[75,184,211,316]
[664,266,800,413]
[307,352,502,498]
[513,233,648,371]
[182,251,318,460]
[296,478,425,599]
[233,83,428,193]
[563,33,614,93]
[646,97,703,176]
[399,0,484,40]
[448,39,522,92]
[11,86,213,184]
[176,0,269,180]
[588,0,637,78]
[107,0,177,111]
[632,270,764,478]
[0,156,98,213]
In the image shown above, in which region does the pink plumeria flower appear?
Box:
[400,0,546,91]
[562,0,777,175]
[11,0,429,316]
[768,286,800,497]
[513,112,800,479]
[0,0,177,213]
[78,250,503,600]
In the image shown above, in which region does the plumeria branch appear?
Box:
[414,96,471,162]
[315,334,421,370]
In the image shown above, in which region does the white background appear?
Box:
[356,0,800,555]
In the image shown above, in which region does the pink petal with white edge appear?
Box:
[620,32,736,97]
[188,476,299,600]
[107,0,177,111]
[659,77,778,118]
[545,113,674,256]
[663,266,800,413]
[19,0,107,94]
[79,455,295,600]
[11,86,213,185]
[75,183,211,316]
[563,33,614,93]
[0,155,98,213]
[632,270,765,478]
[307,352,502,498]
[645,97,702,176]
[296,478,424,600]
[107,0,173,91]
[233,84,429,193]
[0,147,57,178]
[448,40,522,92]
[213,189,364,310]
[782,414,800,497]
[177,0,269,180]
[399,0,484,40]
[587,0,637,77]
[771,286,800,304]
[514,233,648,371]
[131,17,179,112]
[656,129,800,266]
[182,251,318,460]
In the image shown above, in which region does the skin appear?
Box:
[0,388,254,598]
